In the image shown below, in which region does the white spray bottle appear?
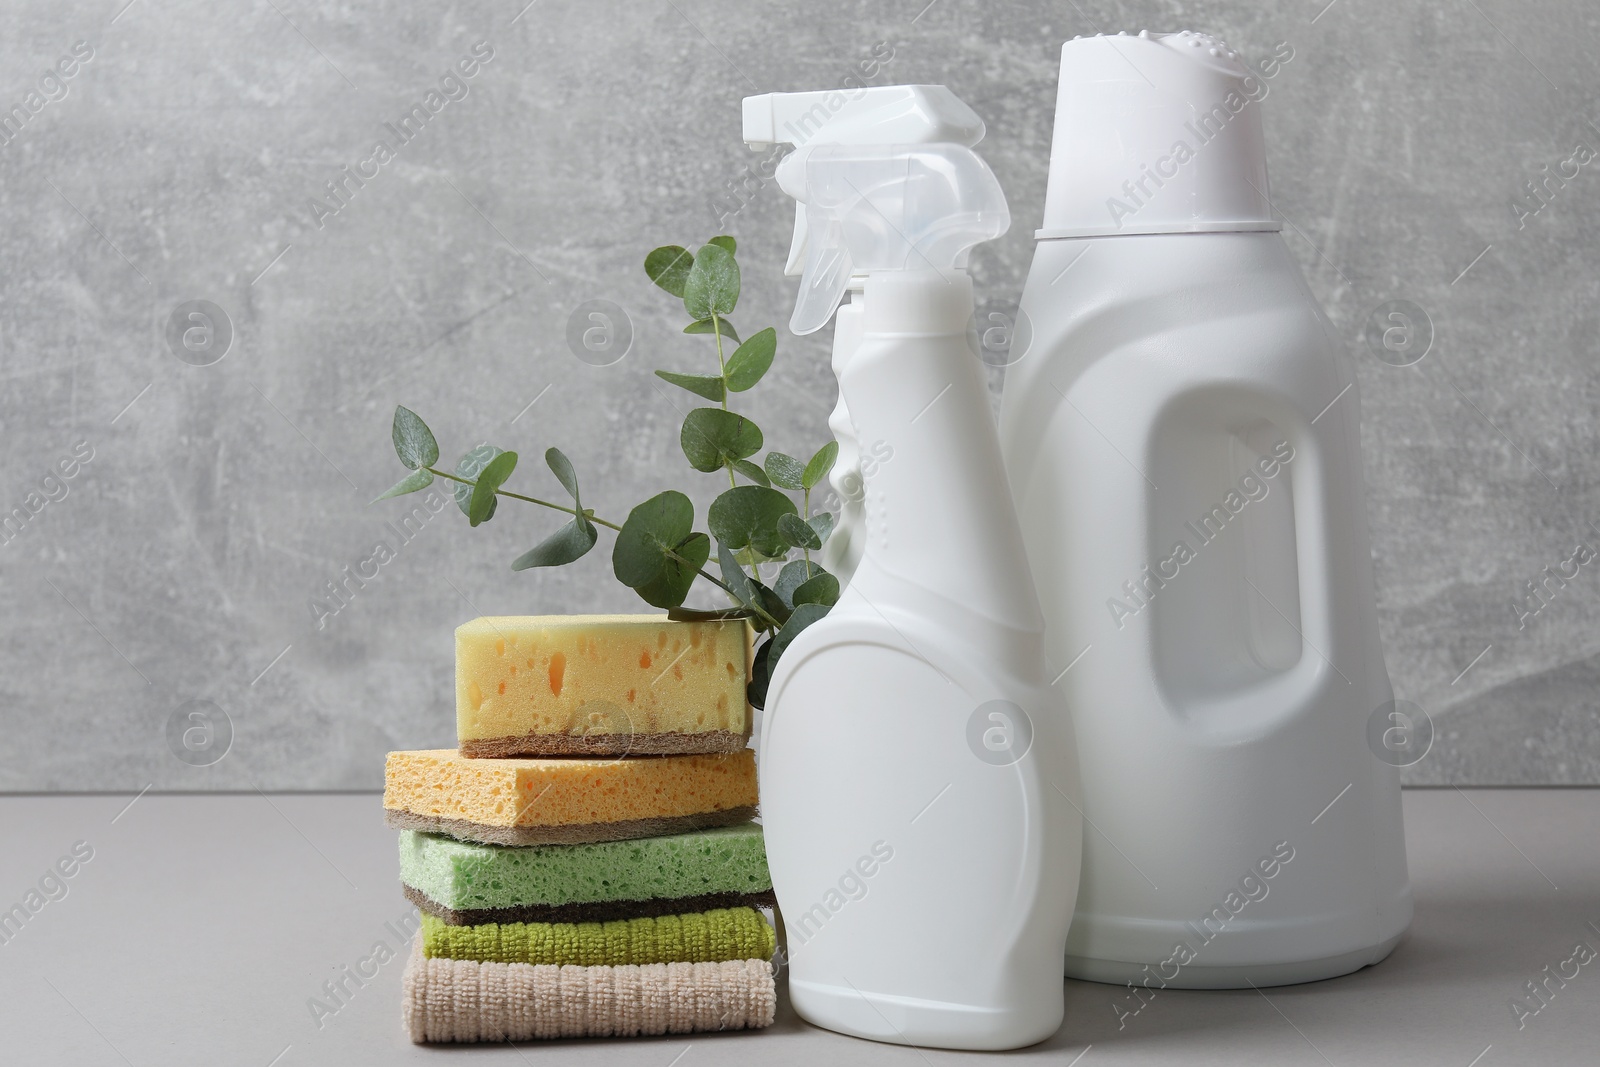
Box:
[999,31,1411,987]
[758,138,1082,1049]
[742,87,985,585]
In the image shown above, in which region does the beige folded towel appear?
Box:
[401,938,776,1042]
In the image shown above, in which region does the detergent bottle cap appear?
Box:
[1040,30,1280,238]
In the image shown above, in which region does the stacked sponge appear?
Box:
[385,615,777,1043]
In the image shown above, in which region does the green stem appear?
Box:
[802,487,812,569]
[669,550,782,632]
[712,314,729,410]
[712,316,737,489]
[426,467,623,531]
[429,465,778,629]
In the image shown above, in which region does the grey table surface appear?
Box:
[1,789,1595,1066]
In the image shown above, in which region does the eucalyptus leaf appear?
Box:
[644,245,693,298]
[683,318,740,344]
[545,447,581,504]
[668,605,755,623]
[731,458,770,487]
[748,636,774,709]
[372,467,433,503]
[636,531,710,608]
[680,408,763,473]
[391,406,438,470]
[683,242,739,320]
[718,543,790,626]
[708,485,797,559]
[724,327,776,392]
[792,571,840,607]
[511,517,597,570]
[718,541,757,606]
[469,450,518,527]
[774,559,823,609]
[764,451,806,491]
[708,235,736,255]
[612,491,707,608]
[808,510,835,544]
[777,512,822,551]
[613,491,694,586]
[803,440,839,490]
[655,369,726,403]
[454,444,505,520]
[755,581,791,627]
[766,602,830,675]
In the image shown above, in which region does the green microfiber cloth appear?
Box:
[419,907,775,966]
[398,821,771,913]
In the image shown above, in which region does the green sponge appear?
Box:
[419,907,775,966]
[400,822,773,925]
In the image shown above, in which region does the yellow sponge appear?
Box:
[455,615,751,757]
[420,908,775,966]
[383,748,758,846]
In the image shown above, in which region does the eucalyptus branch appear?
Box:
[376,234,844,707]
[425,467,625,530]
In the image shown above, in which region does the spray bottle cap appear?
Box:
[742,86,986,276]
[778,142,1009,335]
[1040,30,1280,238]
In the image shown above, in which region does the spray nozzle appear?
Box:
[742,86,986,277]
[780,143,1010,335]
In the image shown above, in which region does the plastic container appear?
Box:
[759,139,1082,1048]
[997,31,1411,988]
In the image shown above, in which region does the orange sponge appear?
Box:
[383,748,758,846]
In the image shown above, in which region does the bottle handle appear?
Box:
[1150,410,1344,738]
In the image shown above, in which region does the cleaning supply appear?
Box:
[383,748,758,846]
[418,908,775,966]
[394,614,778,1045]
[454,614,750,757]
[400,823,774,925]
[742,86,985,585]
[752,122,1082,1048]
[402,945,777,1042]
[998,30,1411,987]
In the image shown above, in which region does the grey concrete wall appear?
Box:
[1,0,1595,789]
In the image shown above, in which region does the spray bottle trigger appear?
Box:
[790,205,852,336]
[784,204,808,277]
[784,143,1010,336]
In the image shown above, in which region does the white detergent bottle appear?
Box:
[759,139,1081,1050]
[742,87,986,586]
[998,30,1411,989]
